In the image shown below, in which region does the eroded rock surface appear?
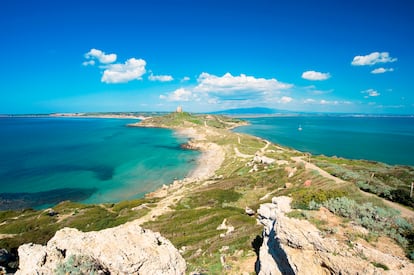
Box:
[16,222,186,275]
[256,196,414,275]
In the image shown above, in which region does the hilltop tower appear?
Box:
[176,105,183,113]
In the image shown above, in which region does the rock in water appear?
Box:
[16,222,186,275]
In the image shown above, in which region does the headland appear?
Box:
[1,111,414,274]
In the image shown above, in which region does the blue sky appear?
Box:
[1,0,413,114]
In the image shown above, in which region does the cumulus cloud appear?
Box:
[279,96,293,103]
[362,88,380,98]
[148,73,174,82]
[195,72,292,94]
[101,58,146,84]
[301,70,331,81]
[159,88,196,102]
[85,48,117,64]
[351,52,397,66]
[160,72,293,104]
[371,67,394,74]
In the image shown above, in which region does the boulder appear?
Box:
[254,155,276,165]
[16,222,186,275]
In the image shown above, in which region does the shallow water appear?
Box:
[0,117,199,209]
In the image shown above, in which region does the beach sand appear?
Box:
[176,127,225,182]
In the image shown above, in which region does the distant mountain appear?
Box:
[211,107,292,115]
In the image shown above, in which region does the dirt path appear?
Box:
[259,139,271,153]
[234,136,271,159]
[360,190,414,220]
[234,147,253,158]
[0,233,16,240]
[291,156,345,184]
[291,156,414,219]
[133,185,188,225]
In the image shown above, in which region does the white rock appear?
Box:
[256,196,414,275]
[16,222,186,275]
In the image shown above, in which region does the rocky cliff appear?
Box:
[16,222,186,275]
[256,196,414,275]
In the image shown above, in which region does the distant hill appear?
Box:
[211,107,291,116]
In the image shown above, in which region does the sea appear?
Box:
[0,117,199,210]
[233,115,414,166]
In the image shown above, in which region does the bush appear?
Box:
[291,189,346,210]
[323,197,412,247]
[389,189,414,208]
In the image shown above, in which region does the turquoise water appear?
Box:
[233,116,414,166]
[0,117,199,209]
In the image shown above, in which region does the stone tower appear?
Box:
[176,105,183,113]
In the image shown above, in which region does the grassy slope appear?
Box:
[1,112,414,273]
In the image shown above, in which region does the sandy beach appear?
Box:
[175,127,225,182]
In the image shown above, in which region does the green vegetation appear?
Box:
[312,156,414,207]
[291,188,347,209]
[144,186,261,273]
[0,198,156,252]
[371,261,390,270]
[317,196,414,257]
[139,111,246,129]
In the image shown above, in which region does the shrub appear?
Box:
[323,197,412,247]
[292,189,346,210]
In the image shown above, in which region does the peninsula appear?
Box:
[1,112,414,274]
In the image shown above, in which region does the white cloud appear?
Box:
[303,98,352,106]
[301,70,331,81]
[351,52,397,66]
[279,96,293,103]
[362,88,380,97]
[304,98,316,104]
[371,67,394,74]
[85,48,117,64]
[148,73,174,82]
[82,60,95,66]
[101,58,146,84]
[160,72,293,105]
[159,88,196,102]
[195,72,292,94]
[181,76,190,82]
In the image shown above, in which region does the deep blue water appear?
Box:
[0,117,199,209]
[233,116,414,166]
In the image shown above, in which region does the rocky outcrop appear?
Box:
[256,196,414,275]
[253,154,276,165]
[16,222,186,275]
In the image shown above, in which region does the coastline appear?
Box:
[3,112,414,274]
[175,127,225,182]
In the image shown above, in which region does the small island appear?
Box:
[1,112,414,274]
